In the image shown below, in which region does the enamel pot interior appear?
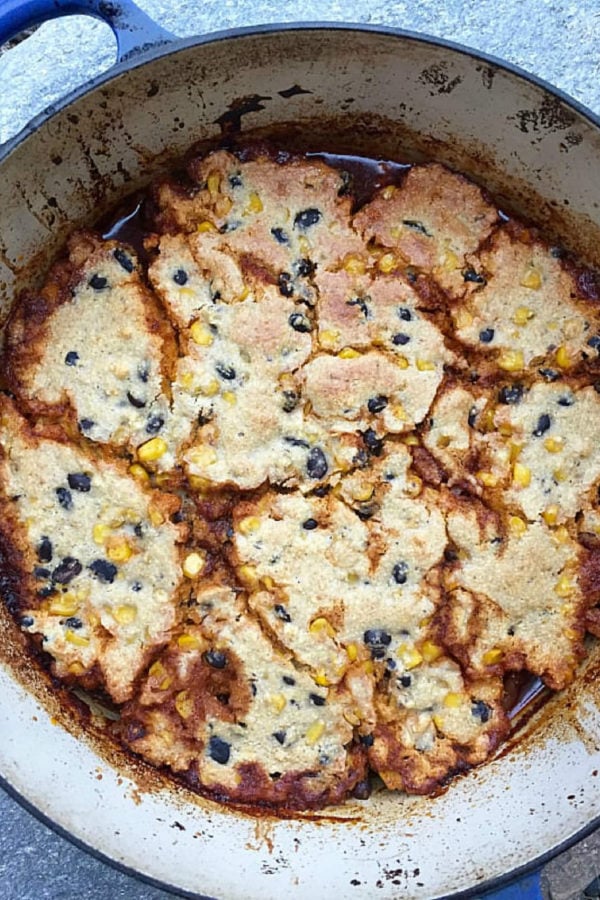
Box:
[1,25,600,899]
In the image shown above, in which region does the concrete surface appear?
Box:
[0,1,599,898]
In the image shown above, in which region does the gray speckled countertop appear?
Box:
[1,1,599,898]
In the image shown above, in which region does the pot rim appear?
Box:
[1,19,599,899]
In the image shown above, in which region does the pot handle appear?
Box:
[480,868,544,899]
[0,0,176,63]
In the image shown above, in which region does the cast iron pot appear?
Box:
[0,2,600,898]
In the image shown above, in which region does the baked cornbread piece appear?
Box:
[5,232,175,466]
[452,228,600,371]
[0,397,185,702]
[353,163,498,297]
[121,587,367,809]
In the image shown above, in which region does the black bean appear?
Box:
[309,693,326,706]
[282,675,296,686]
[64,616,83,630]
[204,649,227,669]
[498,384,524,405]
[362,429,383,457]
[363,629,392,647]
[228,173,242,188]
[79,418,94,432]
[368,395,388,414]
[281,390,299,413]
[558,394,574,407]
[539,368,560,382]
[89,274,108,290]
[532,414,551,436]
[215,362,236,381]
[55,487,73,510]
[64,351,79,366]
[131,581,143,592]
[197,410,213,426]
[278,272,294,297]
[37,536,53,563]
[295,258,316,277]
[588,335,600,352]
[392,332,410,346]
[284,436,310,449]
[356,503,378,521]
[347,296,370,318]
[444,547,459,562]
[137,362,150,383]
[274,604,292,623]
[360,733,374,747]
[146,415,165,434]
[463,268,486,284]
[173,268,188,285]
[209,736,231,765]
[402,219,431,237]
[392,561,409,585]
[34,567,51,579]
[271,227,289,245]
[400,674,412,687]
[127,392,146,409]
[19,616,34,628]
[113,248,134,272]
[468,406,477,428]
[294,208,321,229]
[471,699,491,723]
[312,484,331,497]
[302,518,318,530]
[67,472,91,492]
[306,446,328,479]
[398,307,412,322]
[273,730,286,745]
[216,693,230,706]
[37,586,55,599]
[479,328,495,343]
[89,559,117,584]
[52,557,82,584]
[289,312,312,333]
[352,780,372,800]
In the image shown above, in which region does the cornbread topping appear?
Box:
[2,146,600,809]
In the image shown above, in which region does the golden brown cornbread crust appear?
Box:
[1,145,600,809]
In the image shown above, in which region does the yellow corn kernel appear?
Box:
[513,305,534,325]
[138,437,168,463]
[416,359,436,372]
[478,471,499,488]
[149,660,166,679]
[513,462,531,487]
[128,463,149,483]
[197,219,217,233]
[542,505,559,526]
[554,574,575,598]
[553,467,567,483]
[398,644,423,670]
[362,659,374,675]
[159,676,172,691]
[92,523,111,545]
[402,434,419,446]
[432,714,445,732]
[68,662,86,676]
[352,483,374,502]
[188,475,212,492]
[442,249,459,271]
[206,172,220,195]
[544,437,564,453]
[246,192,263,214]
[498,423,513,438]
[378,253,397,274]
[343,255,366,275]
[419,616,432,629]
[347,572,360,584]
[306,721,325,745]
[405,475,423,498]
[395,355,409,369]
[343,709,362,727]
[177,633,202,651]
[238,564,259,586]
[509,442,523,463]
[49,595,79,617]
[313,670,330,687]
[65,629,90,648]
[189,321,213,346]
[187,445,218,468]
[338,347,361,359]
[498,349,524,372]
[346,643,358,662]
[509,515,527,536]
[269,693,287,714]
[443,692,463,708]
[454,308,473,329]
[382,185,397,200]
[221,391,236,406]
[200,379,220,397]
[482,647,504,665]
[564,627,580,641]
[556,345,571,368]
[175,690,193,719]
[261,575,275,591]
[107,539,133,564]
[149,505,165,527]
[182,551,206,578]
[554,525,570,544]
[309,617,336,639]
[421,641,443,663]
[319,329,340,350]
[178,288,196,300]
[520,268,542,290]
[389,402,408,422]
[238,515,261,535]
[113,604,137,625]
